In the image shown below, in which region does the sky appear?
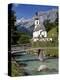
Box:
[12,4,58,20]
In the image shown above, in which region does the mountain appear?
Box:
[17,25,33,36]
[33,8,58,23]
[16,8,58,36]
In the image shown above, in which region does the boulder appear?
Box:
[37,65,49,71]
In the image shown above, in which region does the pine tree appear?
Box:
[8,4,19,45]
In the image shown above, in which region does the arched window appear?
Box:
[40,31,47,38]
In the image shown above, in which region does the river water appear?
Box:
[14,52,58,75]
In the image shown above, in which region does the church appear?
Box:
[33,12,47,42]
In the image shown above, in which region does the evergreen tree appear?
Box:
[8,4,19,45]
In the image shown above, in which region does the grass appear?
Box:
[48,27,58,38]
[32,40,58,48]
[44,48,58,57]
[27,48,58,58]
[11,61,25,76]
[32,26,58,47]
[31,26,58,57]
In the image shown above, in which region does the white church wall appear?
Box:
[33,30,40,38]
[33,30,48,42]
[33,14,48,42]
[35,25,37,29]
[33,30,47,39]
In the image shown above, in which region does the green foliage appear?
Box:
[32,23,58,47]
[54,11,58,26]
[8,7,31,45]
[32,41,57,48]
[17,32,31,44]
[11,31,20,44]
[44,20,55,32]
[31,25,58,57]
[44,48,58,57]
[8,4,20,45]
[44,11,58,32]
[30,48,58,58]
[11,61,25,76]
[48,26,58,47]
[48,27,57,37]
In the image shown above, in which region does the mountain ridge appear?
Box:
[16,8,58,36]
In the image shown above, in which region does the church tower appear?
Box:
[33,12,47,42]
[35,12,39,28]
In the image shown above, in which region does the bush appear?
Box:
[44,48,58,58]
[32,40,58,48]
[17,33,31,44]
[11,61,25,76]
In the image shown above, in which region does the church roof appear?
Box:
[34,23,46,32]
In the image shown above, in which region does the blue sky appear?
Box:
[12,4,58,20]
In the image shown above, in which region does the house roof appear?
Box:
[34,23,46,32]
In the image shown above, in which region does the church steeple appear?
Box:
[34,12,39,28]
[35,12,39,20]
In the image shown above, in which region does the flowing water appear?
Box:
[14,52,58,75]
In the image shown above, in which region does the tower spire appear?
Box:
[34,12,39,28]
[35,12,38,16]
[35,12,39,20]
